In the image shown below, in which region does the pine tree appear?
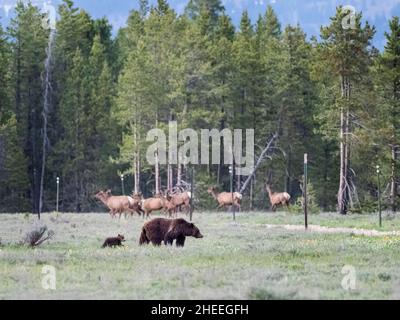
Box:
[8,2,49,213]
[185,0,224,25]
[264,5,281,39]
[374,17,400,213]
[0,21,30,212]
[114,40,152,194]
[139,0,149,17]
[114,9,144,75]
[279,25,318,196]
[209,14,235,184]
[232,11,257,130]
[86,35,117,192]
[0,21,10,121]
[318,7,375,214]
[57,48,87,211]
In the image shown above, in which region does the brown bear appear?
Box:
[102,234,125,248]
[139,218,203,247]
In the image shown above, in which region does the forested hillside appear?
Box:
[0,0,399,214]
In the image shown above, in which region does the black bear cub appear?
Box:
[102,234,125,248]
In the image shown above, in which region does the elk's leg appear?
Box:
[185,201,190,215]
[136,206,144,217]
[128,208,134,217]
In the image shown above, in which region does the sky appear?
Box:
[0,0,399,50]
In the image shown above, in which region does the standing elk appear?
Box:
[265,185,291,211]
[129,192,145,217]
[207,187,242,210]
[141,194,172,218]
[167,191,192,216]
[95,190,143,218]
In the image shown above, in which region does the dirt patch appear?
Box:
[265,224,400,237]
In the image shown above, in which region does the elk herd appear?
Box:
[95,183,291,219]
[95,189,192,219]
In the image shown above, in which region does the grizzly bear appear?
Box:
[139,218,203,247]
[102,234,125,248]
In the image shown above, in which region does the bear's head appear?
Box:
[117,234,125,241]
[187,222,203,238]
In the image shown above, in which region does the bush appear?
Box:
[193,172,219,210]
[289,180,320,214]
[23,223,54,247]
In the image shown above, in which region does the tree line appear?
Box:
[0,0,399,214]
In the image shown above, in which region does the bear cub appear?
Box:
[102,234,125,248]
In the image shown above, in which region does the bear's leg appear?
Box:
[176,235,186,247]
[164,234,174,246]
[151,237,162,246]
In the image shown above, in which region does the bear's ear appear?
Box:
[190,223,194,227]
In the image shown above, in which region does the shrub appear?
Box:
[23,223,54,247]
[289,180,320,214]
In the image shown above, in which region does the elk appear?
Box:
[95,190,142,218]
[167,191,192,216]
[164,195,177,218]
[141,194,171,218]
[129,192,145,217]
[207,187,242,210]
[265,185,291,211]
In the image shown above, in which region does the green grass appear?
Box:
[0,211,400,299]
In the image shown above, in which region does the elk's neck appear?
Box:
[99,195,110,205]
[211,191,218,200]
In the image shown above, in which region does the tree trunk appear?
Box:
[240,133,278,194]
[236,158,241,192]
[133,120,141,194]
[167,163,170,190]
[155,151,160,194]
[338,107,348,214]
[322,146,329,211]
[155,113,160,194]
[390,145,398,214]
[217,163,221,185]
[285,150,292,194]
[249,175,254,211]
[177,162,182,186]
[134,156,140,194]
[74,168,79,212]
[338,76,350,215]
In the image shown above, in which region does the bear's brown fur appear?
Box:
[139,218,203,247]
[102,234,125,248]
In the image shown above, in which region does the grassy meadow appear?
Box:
[0,211,400,300]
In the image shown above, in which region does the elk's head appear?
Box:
[95,190,105,200]
[132,192,143,201]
